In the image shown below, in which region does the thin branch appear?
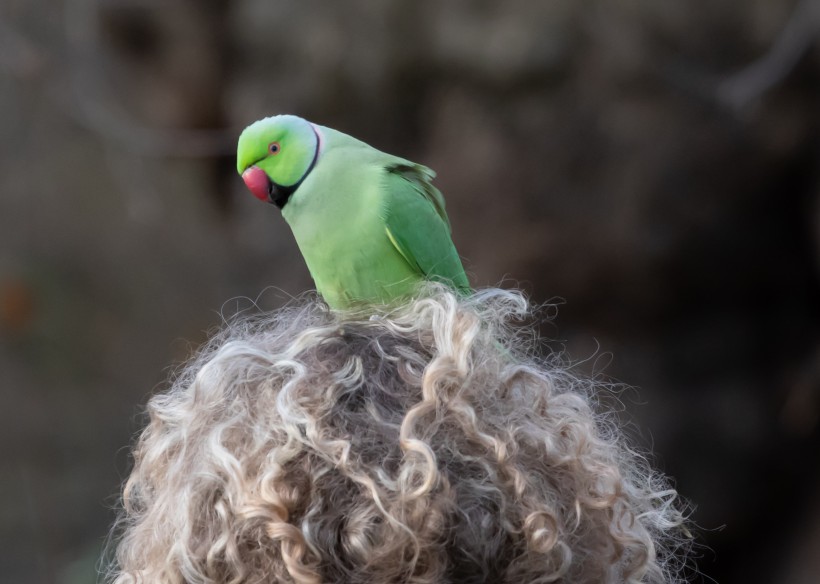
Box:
[718,0,820,110]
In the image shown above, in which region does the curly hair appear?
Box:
[108,287,690,583]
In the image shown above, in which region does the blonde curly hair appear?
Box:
[109,287,690,583]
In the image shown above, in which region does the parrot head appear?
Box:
[236,115,320,208]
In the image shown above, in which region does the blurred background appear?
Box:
[1,0,819,582]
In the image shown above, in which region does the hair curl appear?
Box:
[108,287,690,583]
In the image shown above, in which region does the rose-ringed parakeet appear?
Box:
[236,115,469,310]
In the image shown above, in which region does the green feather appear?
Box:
[237,116,470,310]
[382,164,469,292]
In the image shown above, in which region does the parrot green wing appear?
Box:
[381,163,470,293]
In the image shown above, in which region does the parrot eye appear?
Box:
[268,142,281,155]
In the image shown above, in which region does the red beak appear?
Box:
[242,166,272,202]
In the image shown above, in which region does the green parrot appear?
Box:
[236,114,470,310]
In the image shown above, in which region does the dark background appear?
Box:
[1,0,819,582]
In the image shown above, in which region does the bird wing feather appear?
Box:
[382,163,470,291]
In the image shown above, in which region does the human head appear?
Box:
[109,288,689,583]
